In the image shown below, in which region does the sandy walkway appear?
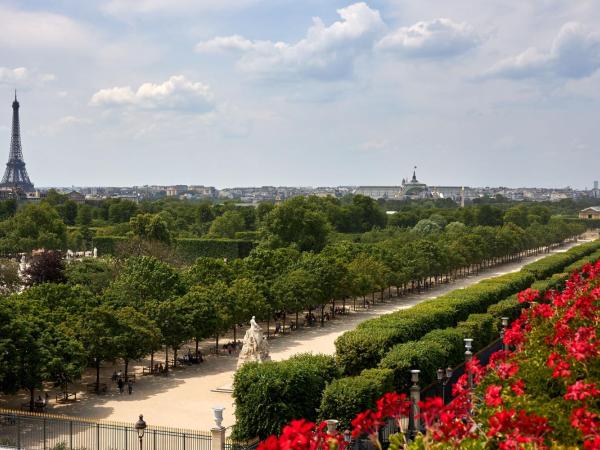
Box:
[3,238,593,432]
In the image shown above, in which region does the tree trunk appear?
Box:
[150,351,154,373]
[320,304,325,327]
[95,359,101,393]
[267,316,270,338]
[215,335,219,354]
[295,311,299,329]
[195,338,199,357]
[165,346,169,373]
[29,388,35,412]
[124,359,129,382]
[233,325,237,343]
[173,348,178,368]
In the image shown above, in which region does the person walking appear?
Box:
[127,381,133,395]
[117,378,124,394]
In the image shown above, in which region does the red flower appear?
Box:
[584,435,600,450]
[565,381,600,402]
[485,385,503,407]
[279,420,316,450]
[417,397,444,428]
[350,409,382,439]
[546,352,571,378]
[375,392,410,419]
[518,288,539,304]
[496,361,519,380]
[258,436,280,450]
[511,379,525,396]
[571,407,600,435]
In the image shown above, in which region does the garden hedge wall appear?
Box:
[232,354,338,440]
[174,238,255,262]
[92,236,255,261]
[317,368,394,429]
[335,240,600,376]
[335,271,534,375]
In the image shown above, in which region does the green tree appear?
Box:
[113,307,161,380]
[0,258,20,296]
[0,203,67,253]
[207,211,246,238]
[262,197,330,252]
[23,250,66,286]
[65,257,117,295]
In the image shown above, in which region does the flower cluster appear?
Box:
[257,392,410,450]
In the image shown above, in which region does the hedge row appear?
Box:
[317,368,394,429]
[92,236,255,261]
[335,240,600,376]
[335,271,534,375]
[232,354,338,440]
[520,240,600,279]
[174,238,255,262]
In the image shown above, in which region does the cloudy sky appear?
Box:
[0,0,599,188]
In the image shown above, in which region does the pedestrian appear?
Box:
[117,378,124,394]
[127,381,133,395]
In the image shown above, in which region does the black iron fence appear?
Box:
[0,409,212,450]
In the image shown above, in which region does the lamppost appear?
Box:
[409,369,421,437]
[343,429,352,446]
[464,338,473,390]
[501,317,509,351]
[134,414,147,450]
[436,366,453,404]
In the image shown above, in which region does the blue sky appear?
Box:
[0,0,599,188]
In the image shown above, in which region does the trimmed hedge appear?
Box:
[92,236,255,261]
[232,354,338,440]
[92,236,127,255]
[318,368,394,429]
[379,313,497,391]
[335,240,600,376]
[335,271,534,375]
[174,238,255,262]
[521,240,600,279]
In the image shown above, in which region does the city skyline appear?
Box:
[1,1,599,188]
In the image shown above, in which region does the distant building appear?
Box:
[66,190,85,204]
[580,207,600,220]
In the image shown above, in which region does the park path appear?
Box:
[14,238,592,432]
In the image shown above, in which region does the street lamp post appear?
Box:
[134,414,147,450]
[464,338,473,389]
[501,317,509,351]
[436,366,453,404]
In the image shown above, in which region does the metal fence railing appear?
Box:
[0,409,212,450]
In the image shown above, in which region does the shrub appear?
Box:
[521,240,600,279]
[318,368,394,429]
[232,354,338,440]
[92,236,127,255]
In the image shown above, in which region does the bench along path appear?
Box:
[48,240,588,432]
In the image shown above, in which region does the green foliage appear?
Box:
[174,238,255,262]
[336,271,534,375]
[522,240,600,279]
[0,203,67,253]
[92,236,127,255]
[318,368,395,429]
[262,196,331,252]
[232,354,338,440]
[64,257,118,294]
[208,211,246,238]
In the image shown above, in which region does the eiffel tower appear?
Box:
[1,91,34,192]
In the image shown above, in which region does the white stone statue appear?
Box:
[237,316,270,369]
[93,247,98,258]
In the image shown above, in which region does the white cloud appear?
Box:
[376,18,480,58]
[196,2,385,81]
[0,67,56,86]
[103,0,258,17]
[0,6,92,50]
[484,22,600,79]
[90,75,215,112]
[40,116,91,136]
[360,138,392,152]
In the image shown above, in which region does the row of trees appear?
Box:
[0,218,584,409]
[1,191,592,255]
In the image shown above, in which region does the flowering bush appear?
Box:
[257,260,600,449]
